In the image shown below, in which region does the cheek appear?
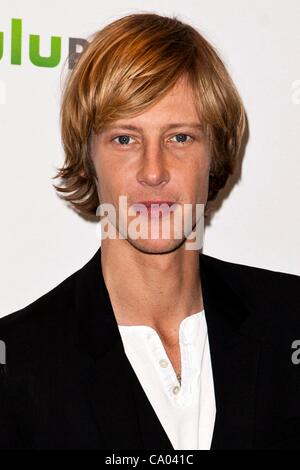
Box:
[94,161,127,201]
[96,154,127,182]
[188,159,210,198]
[188,154,210,180]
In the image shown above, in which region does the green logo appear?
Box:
[0,18,88,68]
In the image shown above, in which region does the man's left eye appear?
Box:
[170,134,193,144]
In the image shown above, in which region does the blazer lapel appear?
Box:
[199,253,263,450]
[73,247,173,450]
[83,342,174,450]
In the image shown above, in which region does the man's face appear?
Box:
[91,75,211,254]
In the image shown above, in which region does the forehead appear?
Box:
[104,78,200,131]
[145,77,197,115]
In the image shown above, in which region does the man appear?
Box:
[0,12,299,450]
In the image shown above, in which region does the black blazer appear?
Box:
[0,247,300,450]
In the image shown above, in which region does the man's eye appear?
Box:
[112,135,134,145]
[169,134,194,144]
[111,133,194,146]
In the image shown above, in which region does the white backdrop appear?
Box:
[0,0,299,317]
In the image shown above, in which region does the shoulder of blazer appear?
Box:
[0,254,94,373]
[200,252,300,343]
[201,251,300,305]
[0,253,101,450]
[204,252,300,294]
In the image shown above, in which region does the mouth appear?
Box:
[132,201,178,217]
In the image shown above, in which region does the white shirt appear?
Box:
[118,309,216,450]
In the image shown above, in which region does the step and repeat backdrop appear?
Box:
[0,1,299,316]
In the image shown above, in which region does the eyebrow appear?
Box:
[103,122,204,132]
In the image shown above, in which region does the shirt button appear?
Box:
[159,359,168,368]
[172,386,180,395]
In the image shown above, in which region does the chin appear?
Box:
[126,237,186,255]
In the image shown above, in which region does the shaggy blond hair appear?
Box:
[53,12,246,216]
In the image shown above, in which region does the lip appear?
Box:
[132,201,178,217]
[134,201,176,207]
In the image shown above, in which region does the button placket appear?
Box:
[178,312,204,405]
[148,331,185,403]
[146,330,176,394]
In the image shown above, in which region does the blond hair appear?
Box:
[53,12,246,216]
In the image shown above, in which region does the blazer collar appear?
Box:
[74,247,263,450]
[74,247,173,449]
[199,253,262,449]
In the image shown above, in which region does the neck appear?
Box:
[100,238,204,337]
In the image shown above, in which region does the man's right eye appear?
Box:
[112,135,134,145]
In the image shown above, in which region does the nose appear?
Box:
[137,142,170,188]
